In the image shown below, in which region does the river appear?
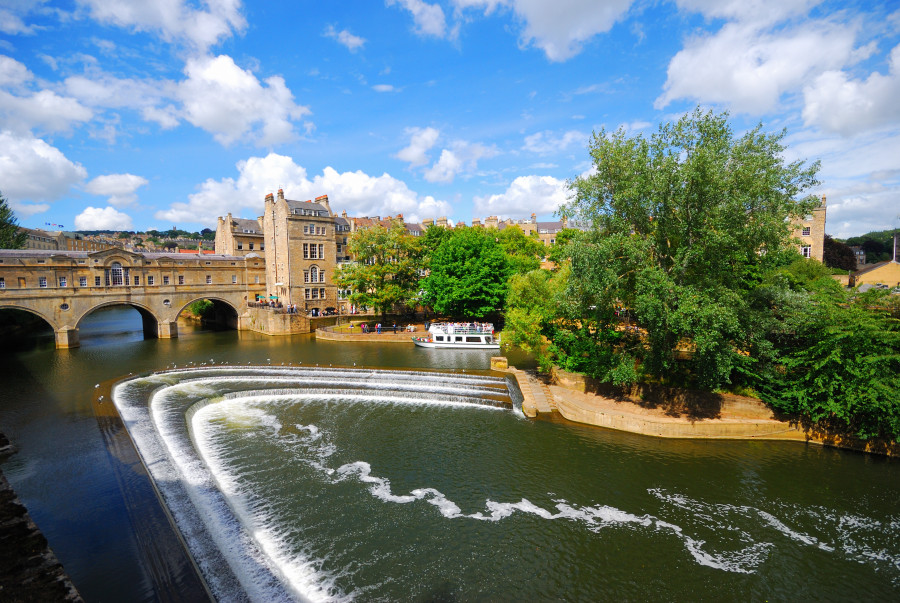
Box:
[0,306,898,601]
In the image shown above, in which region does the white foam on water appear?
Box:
[194,401,347,603]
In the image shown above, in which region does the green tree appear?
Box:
[496,226,545,274]
[545,227,581,267]
[0,192,27,249]
[335,222,422,318]
[422,226,512,318]
[560,107,820,389]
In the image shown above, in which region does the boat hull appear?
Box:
[412,338,499,350]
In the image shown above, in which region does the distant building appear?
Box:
[19,227,120,252]
[849,245,866,269]
[792,196,827,262]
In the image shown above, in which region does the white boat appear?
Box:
[413,322,500,349]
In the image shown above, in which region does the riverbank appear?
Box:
[505,365,900,456]
[0,433,82,602]
[316,321,425,342]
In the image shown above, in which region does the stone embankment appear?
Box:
[316,322,425,343]
[493,360,900,455]
[0,433,82,601]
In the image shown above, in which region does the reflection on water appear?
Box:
[1,307,899,601]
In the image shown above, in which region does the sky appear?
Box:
[1,0,898,238]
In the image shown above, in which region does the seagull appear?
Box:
[95,384,100,388]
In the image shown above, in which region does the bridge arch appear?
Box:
[175,296,241,330]
[0,303,58,331]
[75,300,163,342]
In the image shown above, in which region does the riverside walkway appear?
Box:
[316,321,425,343]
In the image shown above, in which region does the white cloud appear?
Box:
[78,0,246,51]
[177,54,311,146]
[85,173,149,207]
[656,18,859,114]
[673,0,818,25]
[9,201,50,218]
[0,89,93,135]
[473,174,569,218]
[324,24,366,52]
[155,152,452,226]
[74,206,134,230]
[396,126,440,166]
[802,44,900,136]
[423,140,498,183]
[453,0,633,61]
[387,0,448,37]
[522,129,588,154]
[0,130,87,202]
[0,55,32,87]
[372,84,395,92]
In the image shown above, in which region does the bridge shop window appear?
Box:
[94,276,101,286]
[148,276,155,285]
[254,276,260,284]
[232,275,237,284]
[163,275,169,285]
[178,275,185,285]
[18,277,25,288]
[0,277,4,289]
[39,276,47,288]
[133,276,140,286]
[105,262,127,286]
[206,275,212,284]
[79,276,87,287]
[59,277,67,287]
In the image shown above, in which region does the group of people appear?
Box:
[442,322,493,334]
[349,322,416,334]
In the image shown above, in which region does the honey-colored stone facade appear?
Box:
[214,214,265,257]
[792,196,827,262]
[262,190,338,313]
[0,248,266,347]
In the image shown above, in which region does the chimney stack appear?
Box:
[277,189,285,202]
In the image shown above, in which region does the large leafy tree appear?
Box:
[823,234,857,271]
[496,226,545,274]
[422,226,512,318]
[0,192,27,249]
[335,222,422,318]
[560,108,821,389]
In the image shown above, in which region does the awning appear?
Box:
[269,295,278,299]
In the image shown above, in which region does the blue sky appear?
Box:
[1,0,898,238]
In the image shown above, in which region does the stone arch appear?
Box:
[75,300,162,341]
[0,302,58,332]
[175,296,240,330]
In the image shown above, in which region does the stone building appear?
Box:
[262,190,338,313]
[472,214,571,246]
[792,195,827,262]
[850,233,900,288]
[19,227,120,252]
[214,214,266,256]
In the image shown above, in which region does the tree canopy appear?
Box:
[335,222,422,318]
[0,192,26,249]
[559,108,821,389]
[496,226,545,274]
[421,226,512,318]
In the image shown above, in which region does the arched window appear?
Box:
[107,262,124,286]
[309,266,318,283]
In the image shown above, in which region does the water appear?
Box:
[1,306,899,601]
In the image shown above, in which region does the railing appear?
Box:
[430,322,494,334]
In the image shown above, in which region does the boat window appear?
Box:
[455,336,463,342]
[466,336,481,343]
[436,336,444,342]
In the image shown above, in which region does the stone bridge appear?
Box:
[0,248,267,348]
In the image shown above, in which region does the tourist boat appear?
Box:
[413,322,500,349]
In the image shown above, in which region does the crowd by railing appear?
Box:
[428,322,494,334]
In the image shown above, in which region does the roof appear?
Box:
[285,199,329,214]
[231,217,261,234]
[0,249,248,262]
[853,260,897,276]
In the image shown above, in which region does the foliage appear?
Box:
[557,107,820,390]
[545,228,582,267]
[823,234,857,271]
[496,226,545,274]
[421,226,512,318]
[749,273,900,440]
[188,299,215,318]
[844,229,899,264]
[201,228,215,240]
[0,192,27,249]
[334,222,422,318]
